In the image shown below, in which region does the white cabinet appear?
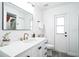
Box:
[16,39,48,57]
[36,40,48,57]
[15,49,32,57]
[37,44,44,57]
[42,41,47,57]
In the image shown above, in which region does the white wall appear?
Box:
[43,9,55,45]
[11,2,34,14]
[32,6,43,36]
[43,3,79,56]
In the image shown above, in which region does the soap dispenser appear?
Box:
[32,33,35,38]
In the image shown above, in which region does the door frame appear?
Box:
[54,13,68,53]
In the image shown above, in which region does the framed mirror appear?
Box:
[2,2,33,30]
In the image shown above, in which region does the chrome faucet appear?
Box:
[23,33,29,40]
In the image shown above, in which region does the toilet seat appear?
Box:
[46,44,54,50]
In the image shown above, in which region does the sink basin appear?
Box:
[21,37,45,43]
[21,39,36,43]
[20,38,40,44]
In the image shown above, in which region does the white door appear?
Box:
[54,14,70,53]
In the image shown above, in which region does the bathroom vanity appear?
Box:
[0,38,47,57]
[0,2,47,57]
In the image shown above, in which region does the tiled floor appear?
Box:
[47,50,74,57]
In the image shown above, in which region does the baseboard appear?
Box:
[67,51,79,57]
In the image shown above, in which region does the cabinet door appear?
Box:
[15,49,32,57]
[25,50,32,57]
[31,47,38,57]
[37,46,43,57]
[42,45,47,57]
[36,40,47,57]
[42,40,48,57]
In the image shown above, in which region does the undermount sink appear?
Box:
[21,39,36,43]
[21,37,45,44]
[20,38,40,43]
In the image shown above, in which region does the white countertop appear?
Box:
[0,37,46,57]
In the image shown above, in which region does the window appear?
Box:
[57,17,64,25]
[56,17,64,33]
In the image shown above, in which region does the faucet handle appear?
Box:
[24,33,29,40]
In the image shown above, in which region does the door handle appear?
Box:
[65,35,67,37]
[65,32,67,34]
[65,32,67,37]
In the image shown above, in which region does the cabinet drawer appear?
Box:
[43,52,47,57]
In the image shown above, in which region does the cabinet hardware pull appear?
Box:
[45,42,48,44]
[38,46,41,50]
[44,47,47,49]
[27,56,30,57]
[44,52,47,55]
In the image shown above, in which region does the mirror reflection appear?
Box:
[3,2,33,30]
[6,12,16,30]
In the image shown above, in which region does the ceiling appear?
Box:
[29,2,67,10]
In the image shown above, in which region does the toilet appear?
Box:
[46,44,54,56]
[46,44,54,50]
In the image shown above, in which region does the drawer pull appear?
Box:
[44,47,47,49]
[44,52,47,55]
[38,46,41,50]
[45,42,48,44]
[27,56,30,57]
